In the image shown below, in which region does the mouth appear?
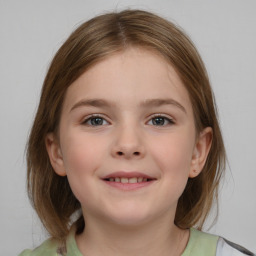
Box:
[102,171,157,190]
[103,177,154,183]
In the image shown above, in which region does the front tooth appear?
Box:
[138,177,143,182]
[121,177,128,183]
[115,177,120,182]
[129,177,138,183]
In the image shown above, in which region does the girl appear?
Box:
[19,9,255,256]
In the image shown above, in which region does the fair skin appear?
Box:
[46,47,212,256]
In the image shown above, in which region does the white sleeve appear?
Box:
[216,237,255,256]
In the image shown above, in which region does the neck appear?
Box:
[76,214,189,256]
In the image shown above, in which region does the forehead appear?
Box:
[62,47,193,113]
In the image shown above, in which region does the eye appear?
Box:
[82,115,109,126]
[148,115,174,126]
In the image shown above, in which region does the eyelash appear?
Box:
[148,114,175,126]
[81,114,109,126]
[81,114,175,127]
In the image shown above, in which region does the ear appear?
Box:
[45,133,66,176]
[189,127,213,178]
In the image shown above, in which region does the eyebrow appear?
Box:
[140,98,186,113]
[70,99,116,112]
[70,98,186,114]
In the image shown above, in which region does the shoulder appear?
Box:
[183,229,255,256]
[183,228,219,255]
[18,226,81,256]
[18,238,64,256]
[216,237,255,256]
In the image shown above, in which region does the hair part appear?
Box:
[27,9,226,241]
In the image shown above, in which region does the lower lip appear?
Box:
[103,180,155,191]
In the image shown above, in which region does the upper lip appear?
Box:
[102,171,156,180]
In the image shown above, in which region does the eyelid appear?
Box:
[148,113,175,121]
[81,114,111,125]
[80,113,175,126]
[146,113,175,125]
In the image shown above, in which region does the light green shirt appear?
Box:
[19,228,218,256]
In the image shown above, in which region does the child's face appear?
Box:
[47,47,211,227]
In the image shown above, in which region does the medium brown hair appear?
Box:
[27,9,226,241]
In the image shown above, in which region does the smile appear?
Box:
[104,177,152,183]
[102,171,156,191]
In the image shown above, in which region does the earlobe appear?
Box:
[189,127,213,178]
[45,133,66,176]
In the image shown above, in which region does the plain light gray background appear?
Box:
[0,0,255,255]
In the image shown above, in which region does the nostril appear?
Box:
[116,151,140,156]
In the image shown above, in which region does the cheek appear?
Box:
[61,133,102,171]
[60,134,105,185]
[149,131,195,185]
[60,134,107,203]
[146,132,196,209]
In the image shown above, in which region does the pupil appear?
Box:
[153,117,164,125]
[91,117,103,125]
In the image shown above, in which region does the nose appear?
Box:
[111,125,146,159]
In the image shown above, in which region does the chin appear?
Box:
[102,207,156,228]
